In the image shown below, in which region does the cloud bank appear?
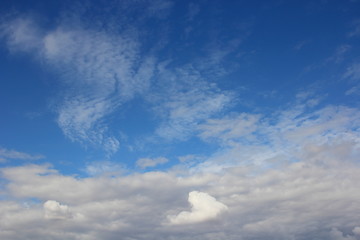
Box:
[0,156,360,240]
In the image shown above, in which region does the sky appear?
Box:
[0,0,360,239]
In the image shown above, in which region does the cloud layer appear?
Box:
[0,155,360,240]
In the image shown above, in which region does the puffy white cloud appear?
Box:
[44,200,71,220]
[168,191,228,225]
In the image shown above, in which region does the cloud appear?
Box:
[348,19,360,37]
[136,157,168,169]
[326,45,351,63]
[353,227,360,236]
[154,85,233,141]
[168,191,228,225]
[344,63,360,81]
[329,228,359,240]
[0,2,243,156]
[0,9,235,154]
[44,200,72,220]
[85,161,125,176]
[345,85,360,95]
[198,113,260,144]
[0,16,156,154]
[0,17,43,53]
[0,151,360,239]
[0,147,44,162]
[193,102,360,173]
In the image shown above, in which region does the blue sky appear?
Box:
[0,0,360,239]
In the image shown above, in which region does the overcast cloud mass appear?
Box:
[0,0,360,239]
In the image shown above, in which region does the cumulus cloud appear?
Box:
[168,191,228,225]
[136,157,168,169]
[44,200,72,220]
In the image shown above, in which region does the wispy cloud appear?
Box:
[0,147,44,162]
[344,62,360,81]
[194,96,360,173]
[0,15,156,154]
[348,19,360,38]
[326,44,351,63]
[84,161,125,176]
[136,157,168,169]
[0,5,238,154]
[152,67,234,141]
[0,17,43,53]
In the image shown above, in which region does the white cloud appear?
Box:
[155,86,233,140]
[168,191,228,225]
[0,147,44,162]
[85,161,125,176]
[44,200,72,220]
[193,103,360,173]
[136,157,168,169]
[346,85,360,95]
[0,16,156,154]
[198,113,260,144]
[0,5,239,154]
[1,12,236,153]
[0,154,360,239]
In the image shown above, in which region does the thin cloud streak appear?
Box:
[0,147,44,162]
